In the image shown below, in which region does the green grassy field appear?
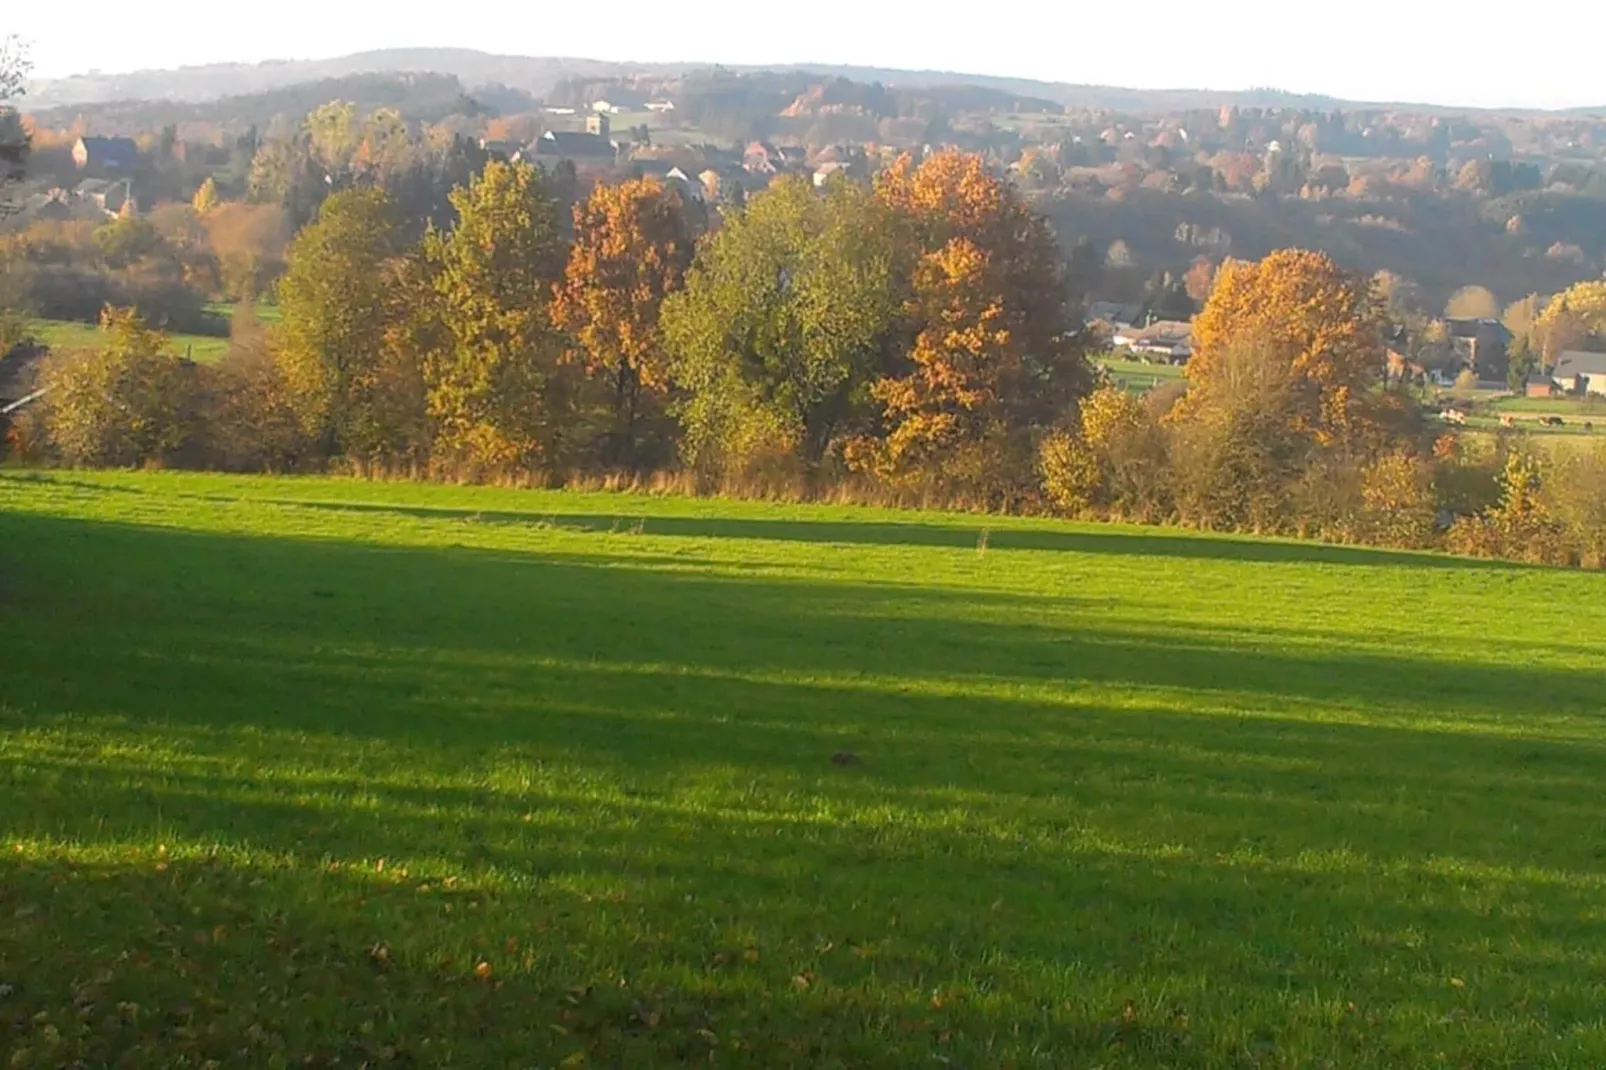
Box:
[30,319,232,363]
[1097,357,1188,393]
[3,470,1605,1068]
[1491,395,1606,416]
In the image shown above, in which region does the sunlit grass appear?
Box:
[2,469,1605,1067]
[28,318,232,362]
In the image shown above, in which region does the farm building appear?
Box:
[592,93,649,114]
[1113,320,1193,362]
[1525,375,1561,399]
[71,136,139,172]
[1553,351,1606,396]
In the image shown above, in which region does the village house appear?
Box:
[1524,374,1561,399]
[17,189,73,221]
[532,113,617,163]
[591,93,649,115]
[74,177,132,215]
[1553,350,1606,396]
[1113,320,1193,363]
[478,138,529,162]
[72,136,140,172]
[1088,301,1143,332]
[1445,317,1513,380]
[743,142,803,175]
[628,158,707,202]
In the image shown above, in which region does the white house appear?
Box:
[1113,320,1193,363]
[592,94,649,115]
[1554,350,1606,396]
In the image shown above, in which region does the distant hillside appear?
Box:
[27,72,500,131]
[25,47,1568,117]
[25,50,634,110]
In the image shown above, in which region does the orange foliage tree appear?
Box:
[1180,249,1387,448]
[861,151,1090,498]
[553,177,696,467]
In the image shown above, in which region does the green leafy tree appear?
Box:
[0,35,28,219]
[418,159,568,471]
[93,216,163,268]
[275,188,407,459]
[663,175,905,479]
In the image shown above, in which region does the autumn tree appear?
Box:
[417,159,568,472]
[1183,257,1216,305]
[1445,284,1500,321]
[1534,281,1606,366]
[32,307,204,466]
[861,150,1089,500]
[203,202,290,302]
[553,177,696,468]
[276,188,408,459]
[664,175,905,480]
[208,305,317,472]
[305,101,361,181]
[1180,249,1389,450]
[191,177,220,215]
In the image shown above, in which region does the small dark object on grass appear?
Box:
[831,751,863,767]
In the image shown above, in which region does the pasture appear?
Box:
[2,470,1605,1068]
[1097,356,1187,393]
[29,318,232,363]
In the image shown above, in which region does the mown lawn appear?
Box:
[2,470,1605,1068]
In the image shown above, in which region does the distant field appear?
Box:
[30,319,232,362]
[3,470,1605,1068]
[1492,395,1606,415]
[1097,356,1188,392]
[1459,415,1600,437]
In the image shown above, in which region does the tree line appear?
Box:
[13,151,1606,568]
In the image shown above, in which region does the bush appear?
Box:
[1539,441,1606,568]
[31,308,205,467]
[1359,451,1438,549]
[205,312,317,472]
[1447,453,1573,566]
[1037,429,1100,515]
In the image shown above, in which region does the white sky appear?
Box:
[9,1,1606,110]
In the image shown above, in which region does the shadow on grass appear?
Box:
[2,508,1604,1067]
[3,470,1494,570]
[252,496,1508,569]
[3,848,1441,1069]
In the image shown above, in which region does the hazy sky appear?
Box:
[9,1,1606,110]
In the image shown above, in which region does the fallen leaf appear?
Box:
[474,962,493,980]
